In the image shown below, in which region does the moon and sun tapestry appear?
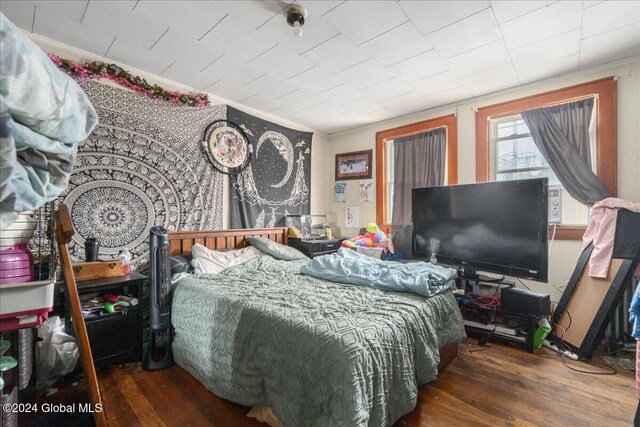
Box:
[228,106,313,229]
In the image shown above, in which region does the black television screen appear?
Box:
[412,178,548,282]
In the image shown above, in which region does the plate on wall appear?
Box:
[202,120,252,175]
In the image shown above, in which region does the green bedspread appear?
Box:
[172,255,465,427]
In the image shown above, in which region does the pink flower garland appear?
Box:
[48,53,211,108]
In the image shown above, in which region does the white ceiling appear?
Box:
[1,1,639,134]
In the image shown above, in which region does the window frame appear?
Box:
[475,77,617,240]
[375,114,458,231]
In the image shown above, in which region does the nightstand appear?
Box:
[61,271,145,367]
[288,237,345,258]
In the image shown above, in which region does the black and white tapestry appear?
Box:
[227,106,312,229]
[59,80,225,269]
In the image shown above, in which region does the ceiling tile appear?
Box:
[106,38,173,75]
[199,15,277,63]
[490,1,555,24]
[316,84,366,106]
[360,22,432,67]
[408,71,461,96]
[300,101,344,118]
[399,1,490,35]
[425,8,501,59]
[360,78,412,101]
[211,0,285,29]
[323,1,408,45]
[35,1,88,23]
[242,74,296,100]
[1,1,35,31]
[518,54,579,83]
[386,50,449,83]
[161,62,220,91]
[82,1,167,50]
[459,62,519,95]
[241,94,285,113]
[499,1,582,50]
[248,44,315,80]
[285,66,343,94]
[583,1,607,8]
[270,103,311,119]
[422,86,472,108]
[446,39,510,77]
[150,29,223,72]
[356,107,396,122]
[580,22,640,68]
[296,0,343,17]
[280,89,324,110]
[303,34,370,74]
[382,92,430,115]
[345,98,389,116]
[271,89,320,110]
[33,7,114,56]
[257,12,338,55]
[201,55,263,87]
[133,1,227,41]
[208,79,257,102]
[582,0,640,39]
[510,29,580,70]
[334,59,394,90]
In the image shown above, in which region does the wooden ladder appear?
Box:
[55,203,108,427]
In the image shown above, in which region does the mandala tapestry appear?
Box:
[227,107,313,229]
[59,80,225,269]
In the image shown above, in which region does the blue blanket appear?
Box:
[630,281,640,339]
[0,14,97,228]
[300,248,457,297]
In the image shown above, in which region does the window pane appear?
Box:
[497,119,529,138]
[497,137,549,171]
[387,183,394,221]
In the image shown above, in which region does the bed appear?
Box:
[167,228,465,427]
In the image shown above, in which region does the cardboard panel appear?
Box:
[557,258,623,347]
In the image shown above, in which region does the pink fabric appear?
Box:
[637,340,640,399]
[581,197,640,278]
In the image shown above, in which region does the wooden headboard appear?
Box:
[168,228,288,256]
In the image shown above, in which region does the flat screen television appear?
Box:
[412,178,548,282]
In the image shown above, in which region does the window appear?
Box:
[490,114,595,226]
[375,114,458,229]
[476,77,617,240]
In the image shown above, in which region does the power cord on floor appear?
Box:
[550,301,617,375]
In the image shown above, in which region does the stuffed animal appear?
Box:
[342,223,394,253]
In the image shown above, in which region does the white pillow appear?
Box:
[190,244,262,274]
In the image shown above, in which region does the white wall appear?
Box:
[27,33,331,229]
[327,56,640,301]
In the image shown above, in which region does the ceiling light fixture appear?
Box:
[286,5,307,38]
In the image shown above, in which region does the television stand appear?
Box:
[463,317,537,353]
[459,267,505,283]
[455,269,514,291]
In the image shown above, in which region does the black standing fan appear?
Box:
[143,226,174,371]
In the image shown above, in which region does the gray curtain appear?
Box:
[521,98,610,205]
[391,127,446,255]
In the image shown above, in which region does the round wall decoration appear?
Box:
[202,119,252,175]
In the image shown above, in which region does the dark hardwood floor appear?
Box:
[24,339,636,426]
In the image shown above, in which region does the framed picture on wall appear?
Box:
[335,149,373,180]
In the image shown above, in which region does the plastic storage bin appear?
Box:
[0,279,55,332]
[285,215,327,239]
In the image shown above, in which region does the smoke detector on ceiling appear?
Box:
[286,5,307,38]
